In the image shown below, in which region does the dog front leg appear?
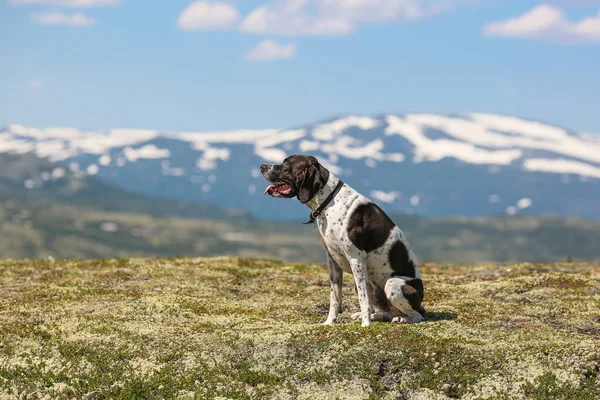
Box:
[348,251,371,327]
[323,252,343,325]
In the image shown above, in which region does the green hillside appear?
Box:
[2,151,599,264]
[1,193,599,264]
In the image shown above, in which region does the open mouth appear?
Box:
[264,183,293,198]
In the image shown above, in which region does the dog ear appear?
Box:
[297,163,326,204]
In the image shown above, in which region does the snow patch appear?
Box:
[177,129,277,147]
[5,125,158,160]
[386,115,524,165]
[0,134,35,154]
[517,198,532,209]
[10,124,82,140]
[161,161,185,177]
[312,116,380,141]
[197,159,216,171]
[197,147,230,171]
[468,113,567,141]
[255,147,286,162]
[255,129,306,148]
[320,137,395,162]
[123,144,170,162]
[204,147,230,161]
[100,222,118,232]
[318,159,342,175]
[523,158,600,179]
[407,113,600,165]
[51,168,66,180]
[163,167,185,176]
[370,190,400,203]
[98,154,111,166]
[35,141,68,160]
[489,194,500,203]
[3,114,600,184]
[87,164,99,175]
[299,140,320,152]
[385,153,405,162]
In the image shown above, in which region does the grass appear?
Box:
[0,257,599,399]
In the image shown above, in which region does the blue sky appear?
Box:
[1,0,599,133]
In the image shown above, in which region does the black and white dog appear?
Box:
[261,154,425,327]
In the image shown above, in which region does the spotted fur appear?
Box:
[261,155,425,327]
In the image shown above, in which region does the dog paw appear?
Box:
[350,311,362,320]
[391,314,424,324]
[322,319,336,326]
[351,311,373,326]
[371,312,394,323]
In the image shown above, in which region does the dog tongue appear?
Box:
[264,185,278,195]
[264,184,292,196]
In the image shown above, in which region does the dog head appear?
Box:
[260,154,330,204]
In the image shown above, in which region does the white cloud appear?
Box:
[239,1,354,36]
[9,0,121,7]
[177,1,240,31]
[31,11,96,26]
[238,0,469,36]
[482,5,600,44]
[245,39,297,62]
[28,80,44,89]
[318,0,424,23]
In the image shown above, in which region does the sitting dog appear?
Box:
[261,154,425,327]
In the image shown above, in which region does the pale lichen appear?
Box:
[0,258,598,399]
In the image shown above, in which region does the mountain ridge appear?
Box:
[2,112,600,221]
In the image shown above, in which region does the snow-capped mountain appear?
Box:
[2,112,600,220]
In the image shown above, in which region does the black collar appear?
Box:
[303,180,344,225]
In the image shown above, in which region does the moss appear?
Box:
[0,258,599,399]
[521,372,599,400]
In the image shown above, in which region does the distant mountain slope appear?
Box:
[0,153,249,221]
[0,153,597,263]
[2,112,600,220]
